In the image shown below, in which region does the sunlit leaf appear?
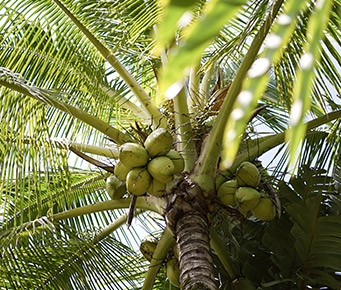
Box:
[220,0,310,169]
[156,0,199,50]
[286,0,334,165]
[159,0,246,100]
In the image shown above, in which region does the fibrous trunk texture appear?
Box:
[176,212,216,290]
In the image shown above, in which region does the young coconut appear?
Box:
[251,198,276,221]
[126,168,152,196]
[235,187,261,212]
[147,156,175,183]
[166,149,184,174]
[215,174,228,189]
[217,179,238,206]
[106,175,126,200]
[144,128,173,157]
[148,178,167,196]
[173,244,179,259]
[140,237,158,262]
[236,161,260,188]
[114,161,130,181]
[166,258,180,287]
[119,143,149,169]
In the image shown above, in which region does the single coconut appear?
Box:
[236,161,260,187]
[173,244,179,259]
[217,179,238,206]
[126,167,152,196]
[166,258,180,287]
[148,178,167,196]
[119,143,149,169]
[144,128,173,157]
[106,175,126,200]
[147,156,175,183]
[215,174,228,189]
[139,237,158,262]
[166,149,184,174]
[114,161,130,181]
[251,198,276,221]
[235,187,261,212]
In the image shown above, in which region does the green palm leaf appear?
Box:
[263,166,341,289]
[0,0,340,288]
[0,222,148,289]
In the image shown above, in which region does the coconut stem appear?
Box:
[190,0,284,192]
[52,196,164,222]
[173,88,197,172]
[142,227,175,290]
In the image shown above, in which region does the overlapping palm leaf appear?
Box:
[0,0,340,288]
[0,221,148,289]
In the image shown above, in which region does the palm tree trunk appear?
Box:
[165,178,217,289]
[175,211,216,289]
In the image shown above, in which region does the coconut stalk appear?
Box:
[173,88,197,172]
[187,63,201,114]
[0,136,119,159]
[142,227,175,290]
[52,196,164,222]
[102,86,151,122]
[92,209,145,244]
[190,0,284,192]
[199,66,215,102]
[230,109,341,172]
[4,198,161,241]
[69,146,116,173]
[69,142,118,158]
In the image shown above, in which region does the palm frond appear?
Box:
[0,0,146,134]
[202,0,273,71]
[262,166,341,289]
[0,130,71,231]
[0,221,148,289]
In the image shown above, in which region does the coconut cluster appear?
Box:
[140,236,180,287]
[217,161,276,221]
[106,128,184,199]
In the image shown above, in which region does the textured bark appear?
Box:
[175,212,216,290]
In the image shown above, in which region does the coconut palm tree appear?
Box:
[0,0,340,289]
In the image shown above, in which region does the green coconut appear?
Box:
[217,179,238,206]
[251,198,276,221]
[144,128,173,157]
[126,168,152,196]
[166,258,180,287]
[236,161,260,188]
[173,244,179,259]
[147,156,175,183]
[166,149,184,174]
[215,174,228,189]
[139,237,158,262]
[106,175,126,200]
[148,178,167,196]
[114,161,130,181]
[235,187,261,212]
[119,143,149,169]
